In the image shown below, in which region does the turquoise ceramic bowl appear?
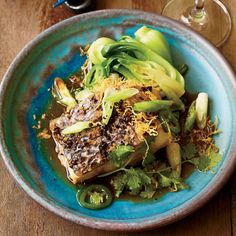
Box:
[1,10,236,231]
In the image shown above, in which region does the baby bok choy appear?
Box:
[83,64,106,89]
[88,37,115,65]
[103,52,185,98]
[101,41,179,83]
[84,26,185,102]
[134,26,172,63]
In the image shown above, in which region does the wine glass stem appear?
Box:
[195,0,204,9]
[190,0,206,20]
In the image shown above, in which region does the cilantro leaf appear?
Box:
[140,185,156,199]
[108,145,135,167]
[181,143,197,160]
[137,169,152,185]
[158,172,188,191]
[158,173,172,188]
[126,168,152,194]
[169,171,189,191]
[111,168,152,198]
[111,171,128,198]
[208,151,222,169]
[189,151,221,171]
[190,156,210,171]
[126,170,142,191]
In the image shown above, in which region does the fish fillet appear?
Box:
[50,94,170,184]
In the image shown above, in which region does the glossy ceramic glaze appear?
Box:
[0,10,236,231]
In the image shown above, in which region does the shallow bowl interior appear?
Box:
[1,10,236,231]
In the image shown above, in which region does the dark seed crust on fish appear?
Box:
[50,94,170,184]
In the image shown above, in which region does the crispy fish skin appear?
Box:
[50,93,170,184]
[50,111,140,183]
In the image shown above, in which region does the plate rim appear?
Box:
[0,9,236,231]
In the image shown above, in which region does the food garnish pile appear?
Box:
[47,26,221,210]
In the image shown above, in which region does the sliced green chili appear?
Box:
[76,184,112,210]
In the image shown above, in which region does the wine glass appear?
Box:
[162,0,232,47]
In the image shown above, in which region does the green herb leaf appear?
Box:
[208,151,222,169]
[168,171,189,191]
[111,172,127,198]
[125,168,151,193]
[181,143,197,160]
[111,168,152,198]
[189,151,221,171]
[159,110,180,135]
[158,172,188,191]
[133,168,152,185]
[158,173,172,188]
[126,170,142,191]
[140,185,156,199]
[108,145,135,167]
[190,156,210,171]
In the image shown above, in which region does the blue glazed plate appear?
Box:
[1,10,236,231]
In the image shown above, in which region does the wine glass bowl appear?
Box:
[162,0,232,47]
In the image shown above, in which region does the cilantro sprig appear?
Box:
[181,142,221,172]
[111,166,188,199]
[106,120,222,200]
[111,168,154,198]
[158,171,188,191]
